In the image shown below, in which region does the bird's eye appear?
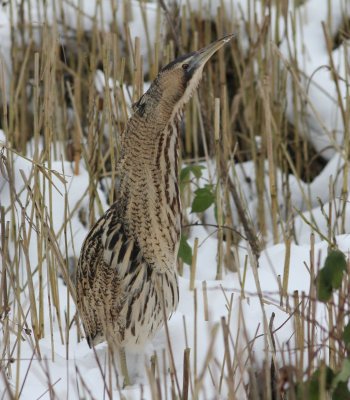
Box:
[182,63,189,70]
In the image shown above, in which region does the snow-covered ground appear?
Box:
[1,0,350,399]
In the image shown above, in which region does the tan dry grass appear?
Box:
[0,1,349,399]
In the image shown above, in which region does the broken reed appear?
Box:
[0,1,349,399]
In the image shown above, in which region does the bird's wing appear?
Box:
[76,208,150,346]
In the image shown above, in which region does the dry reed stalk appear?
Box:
[193,324,219,398]
[214,98,224,280]
[193,288,198,390]
[225,166,261,260]
[282,235,291,299]
[1,2,349,398]
[189,238,199,291]
[160,284,181,399]
[259,75,280,244]
[191,93,199,161]
[182,348,190,400]
[133,36,142,102]
[148,353,160,399]
[221,316,235,399]
[202,280,209,321]
[293,290,304,365]
[195,95,213,180]
[240,255,248,299]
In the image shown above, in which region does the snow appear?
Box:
[280,0,350,159]
[2,199,346,399]
[1,147,347,398]
[198,153,349,245]
[1,0,348,158]
[94,68,152,121]
[176,0,350,159]
[0,2,11,103]
[1,0,350,398]
[0,0,161,84]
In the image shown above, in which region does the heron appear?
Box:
[76,34,234,385]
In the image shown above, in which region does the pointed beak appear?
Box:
[188,34,235,72]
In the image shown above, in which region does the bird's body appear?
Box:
[77,103,182,349]
[77,207,179,348]
[76,35,234,383]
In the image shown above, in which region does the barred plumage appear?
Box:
[76,35,234,385]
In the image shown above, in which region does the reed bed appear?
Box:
[0,1,349,399]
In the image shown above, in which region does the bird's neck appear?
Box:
[117,109,182,273]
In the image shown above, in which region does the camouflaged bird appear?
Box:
[76,35,234,384]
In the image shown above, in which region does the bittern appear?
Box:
[76,34,234,385]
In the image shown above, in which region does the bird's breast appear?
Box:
[119,117,182,274]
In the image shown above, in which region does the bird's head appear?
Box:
[159,34,234,113]
[133,35,234,118]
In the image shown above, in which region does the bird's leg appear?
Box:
[119,347,131,387]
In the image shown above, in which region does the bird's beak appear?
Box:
[188,34,235,72]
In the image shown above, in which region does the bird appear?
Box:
[76,34,234,386]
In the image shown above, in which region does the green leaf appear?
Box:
[180,166,191,183]
[333,359,350,386]
[308,366,334,400]
[178,235,192,265]
[343,322,350,350]
[180,165,205,183]
[298,363,350,400]
[317,250,347,302]
[325,250,347,288]
[191,186,215,213]
[332,382,350,400]
[317,268,334,302]
[331,359,350,399]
